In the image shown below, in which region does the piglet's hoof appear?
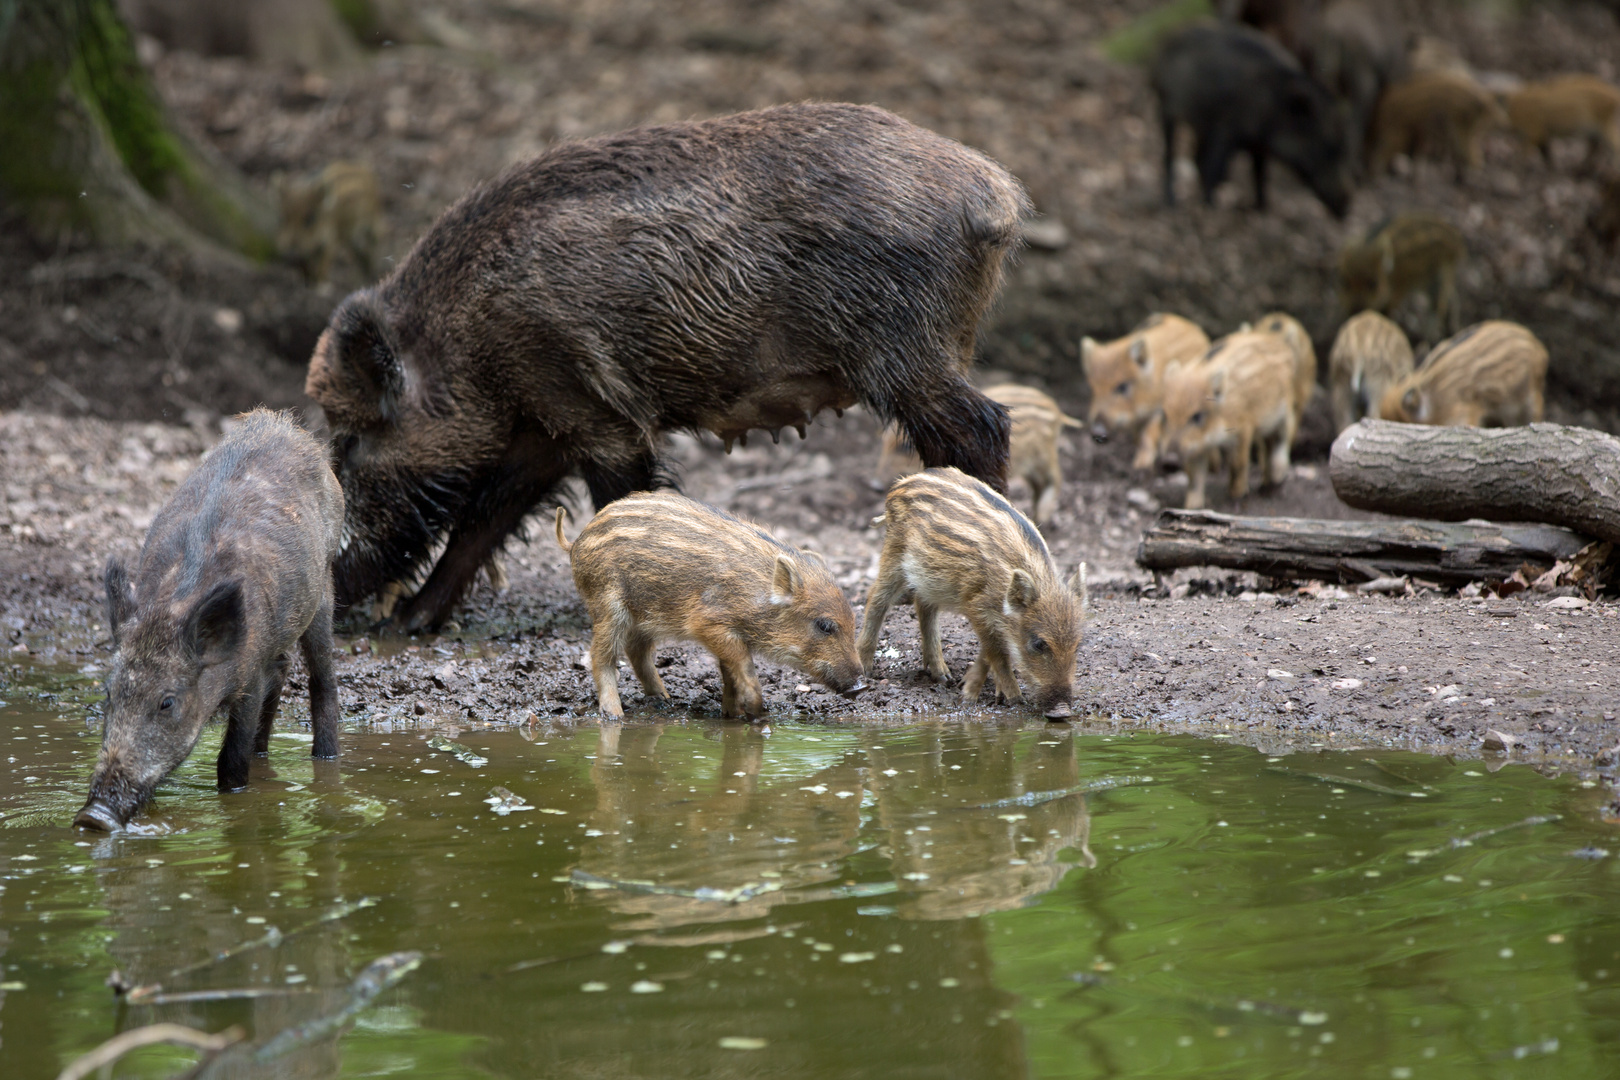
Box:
[1043,701,1074,721]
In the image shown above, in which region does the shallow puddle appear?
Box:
[2,659,1617,1078]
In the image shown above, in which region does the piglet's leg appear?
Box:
[626,631,669,703]
[987,644,1023,706]
[254,653,291,754]
[856,553,909,672]
[915,600,950,684]
[1133,413,1163,471]
[300,608,342,760]
[713,641,764,719]
[218,683,265,791]
[962,647,991,704]
[590,633,625,719]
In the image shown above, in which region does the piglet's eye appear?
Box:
[814,618,837,635]
[159,697,175,712]
[1189,411,1206,426]
[1115,381,1132,395]
[1028,639,1048,654]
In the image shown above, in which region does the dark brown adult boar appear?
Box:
[857,468,1087,719]
[555,493,862,719]
[307,102,1031,631]
[75,410,344,831]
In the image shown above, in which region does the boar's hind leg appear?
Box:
[254,653,291,754]
[580,452,666,511]
[856,553,911,673]
[590,629,626,719]
[915,601,951,684]
[892,382,1011,493]
[300,609,342,759]
[625,631,670,704]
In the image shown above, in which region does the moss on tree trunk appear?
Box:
[0,0,273,256]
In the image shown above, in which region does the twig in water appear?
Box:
[55,1023,243,1080]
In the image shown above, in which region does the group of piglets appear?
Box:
[75,102,1085,830]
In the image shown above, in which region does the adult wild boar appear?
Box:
[1152,22,1351,217]
[75,410,344,831]
[306,103,1031,631]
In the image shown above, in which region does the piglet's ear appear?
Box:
[305,291,406,425]
[1005,569,1038,613]
[1402,388,1421,419]
[1129,339,1149,369]
[771,554,802,603]
[1079,337,1096,374]
[185,581,244,666]
[104,556,136,647]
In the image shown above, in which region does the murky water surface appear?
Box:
[2,660,1617,1078]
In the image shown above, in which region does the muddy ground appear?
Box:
[2,2,1619,807]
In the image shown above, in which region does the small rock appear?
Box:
[1267,669,1294,680]
[1482,729,1521,753]
[1330,677,1362,690]
[1544,596,1590,610]
[9,642,29,654]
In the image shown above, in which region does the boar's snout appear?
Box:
[816,657,866,695]
[1043,700,1074,721]
[1089,421,1111,444]
[1037,685,1076,721]
[73,797,123,832]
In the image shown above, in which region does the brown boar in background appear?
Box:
[1378,320,1547,427]
[1081,313,1211,471]
[1252,310,1319,427]
[1504,74,1620,168]
[1328,310,1414,432]
[877,383,1082,526]
[1337,212,1465,339]
[75,410,344,830]
[307,103,1029,632]
[274,161,383,284]
[1368,70,1507,178]
[857,468,1086,719]
[1160,331,1298,509]
[556,493,862,720]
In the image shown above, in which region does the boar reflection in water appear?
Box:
[76,410,344,830]
[307,102,1029,632]
[557,493,862,719]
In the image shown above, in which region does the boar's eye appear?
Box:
[159,696,175,712]
[1028,638,1049,654]
[1115,380,1132,396]
[814,617,837,636]
[1189,410,1206,426]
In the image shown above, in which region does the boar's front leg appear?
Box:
[219,683,268,791]
[253,653,291,754]
[962,646,991,704]
[300,606,342,759]
[892,381,1011,493]
[713,640,764,719]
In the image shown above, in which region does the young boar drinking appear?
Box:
[1328,310,1414,432]
[1152,22,1351,217]
[307,102,1030,632]
[1378,320,1547,427]
[75,410,344,831]
[1160,331,1299,509]
[857,468,1087,719]
[556,493,862,720]
[878,384,1082,526]
[1082,313,1211,471]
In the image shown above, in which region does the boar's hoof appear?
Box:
[1043,701,1074,721]
[73,799,122,831]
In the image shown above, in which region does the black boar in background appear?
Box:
[1152,22,1352,218]
[306,102,1030,631]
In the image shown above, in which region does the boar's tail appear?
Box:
[554,506,574,553]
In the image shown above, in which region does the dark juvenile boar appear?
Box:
[75,410,344,831]
[1504,74,1620,168]
[1152,22,1351,218]
[307,103,1030,632]
[1368,71,1506,178]
[1081,312,1211,471]
[857,468,1087,719]
[1377,320,1547,427]
[556,493,862,719]
[1337,212,1464,338]
[1310,0,1406,174]
[274,161,383,284]
[1328,310,1414,432]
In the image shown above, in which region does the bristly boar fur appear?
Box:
[1329,310,1414,432]
[307,102,1031,631]
[1160,330,1298,509]
[1377,320,1547,428]
[857,467,1087,718]
[1252,310,1319,427]
[878,384,1082,526]
[556,492,862,720]
[75,410,344,831]
[1081,313,1211,471]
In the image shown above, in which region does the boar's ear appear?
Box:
[1069,562,1089,613]
[1208,368,1226,402]
[104,556,136,647]
[1128,339,1149,370]
[771,554,803,603]
[1005,569,1038,613]
[1079,337,1096,374]
[307,292,406,425]
[1402,388,1421,420]
[184,581,245,666]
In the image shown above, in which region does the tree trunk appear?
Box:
[0,0,274,255]
[1136,509,1591,584]
[1330,420,1620,544]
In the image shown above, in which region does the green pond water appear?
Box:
[2,660,1618,1079]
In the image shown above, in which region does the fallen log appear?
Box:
[1136,509,1590,584]
[1330,420,1620,544]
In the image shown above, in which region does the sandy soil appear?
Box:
[2,1,1619,815]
